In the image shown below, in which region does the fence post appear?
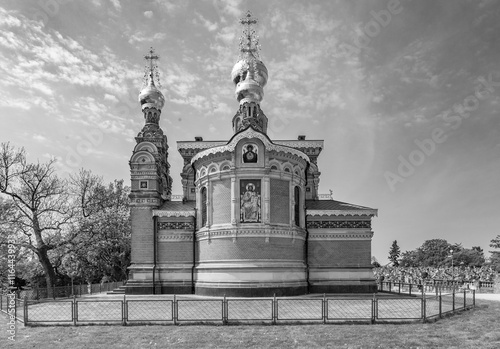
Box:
[409,283,412,296]
[53,284,56,300]
[439,293,442,318]
[73,295,77,325]
[473,290,475,307]
[452,290,455,312]
[122,294,126,326]
[371,293,376,324]
[273,293,277,325]
[23,296,28,326]
[173,295,177,325]
[463,289,466,309]
[398,282,401,294]
[222,293,227,325]
[323,293,326,324]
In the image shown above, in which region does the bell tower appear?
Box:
[231,11,269,134]
[127,48,172,293]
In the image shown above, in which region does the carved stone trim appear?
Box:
[307,209,378,217]
[196,228,307,241]
[153,210,195,217]
[158,233,193,241]
[158,221,195,230]
[178,141,226,150]
[190,129,310,165]
[306,220,371,229]
[308,231,374,240]
[274,140,324,149]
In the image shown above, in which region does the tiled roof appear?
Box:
[157,200,196,211]
[305,200,375,211]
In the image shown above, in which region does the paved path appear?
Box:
[472,293,500,301]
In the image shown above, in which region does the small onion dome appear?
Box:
[231,59,268,87]
[138,73,165,111]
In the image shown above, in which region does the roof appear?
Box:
[306,200,377,217]
[152,200,196,218]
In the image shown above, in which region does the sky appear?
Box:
[0,0,499,263]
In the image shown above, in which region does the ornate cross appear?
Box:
[143,47,161,87]
[239,11,260,59]
[144,47,159,71]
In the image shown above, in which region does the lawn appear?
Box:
[1,299,499,349]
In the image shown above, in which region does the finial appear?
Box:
[143,47,161,88]
[238,11,261,61]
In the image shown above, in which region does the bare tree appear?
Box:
[0,142,75,290]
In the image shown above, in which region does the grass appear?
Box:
[1,299,499,348]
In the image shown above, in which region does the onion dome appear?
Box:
[232,11,268,105]
[138,72,165,111]
[138,47,165,111]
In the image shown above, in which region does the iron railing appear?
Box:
[0,287,476,326]
[13,281,125,301]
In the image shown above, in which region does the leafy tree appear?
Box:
[388,240,401,266]
[400,250,419,267]
[489,235,500,271]
[371,256,381,268]
[0,143,75,290]
[63,170,131,283]
[453,246,485,267]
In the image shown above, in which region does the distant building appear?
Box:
[126,12,377,296]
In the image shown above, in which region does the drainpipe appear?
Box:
[192,208,197,294]
[153,215,157,295]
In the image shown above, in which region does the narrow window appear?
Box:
[294,186,300,227]
[201,187,207,227]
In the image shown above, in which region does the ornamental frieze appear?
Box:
[157,233,193,241]
[308,231,374,240]
[307,209,378,217]
[158,221,195,230]
[153,210,195,218]
[306,220,371,229]
[196,228,307,241]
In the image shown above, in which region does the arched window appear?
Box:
[201,187,207,227]
[294,186,300,227]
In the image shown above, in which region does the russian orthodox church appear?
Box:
[126,12,378,296]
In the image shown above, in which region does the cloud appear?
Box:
[144,11,153,18]
[109,0,121,12]
[194,12,218,32]
[33,134,47,142]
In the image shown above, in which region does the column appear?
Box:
[263,176,270,224]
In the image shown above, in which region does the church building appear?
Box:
[126,12,378,296]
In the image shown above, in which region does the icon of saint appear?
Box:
[243,144,257,163]
[241,183,260,222]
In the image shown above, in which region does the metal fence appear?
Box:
[0,288,475,326]
[379,280,493,294]
[12,281,125,300]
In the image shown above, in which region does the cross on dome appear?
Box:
[143,47,161,88]
[238,11,261,61]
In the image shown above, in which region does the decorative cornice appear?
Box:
[308,231,374,240]
[158,233,193,242]
[153,210,195,217]
[191,129,310,165]
[274,140,324,149]
[307,209,378,217]
[177,141,226,150]
[196,227,306,242]
[306,220,371,229]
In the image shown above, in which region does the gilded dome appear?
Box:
[138,74,165,111]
